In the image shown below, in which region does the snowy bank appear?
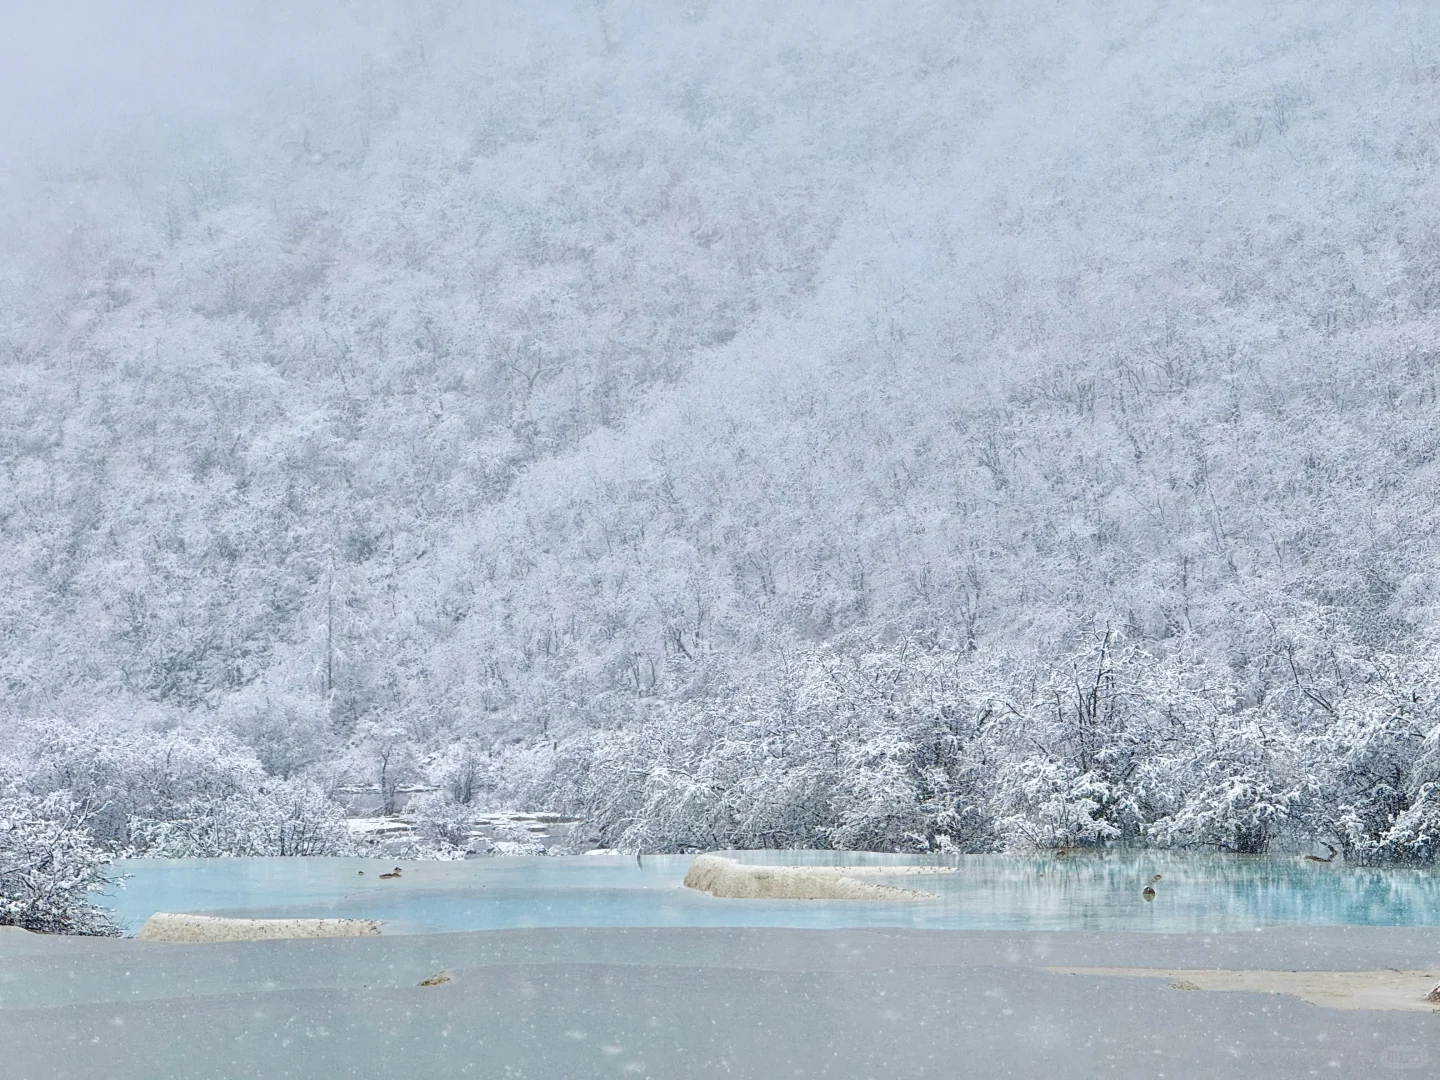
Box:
[682,854,935,900]
[137,913,382,942]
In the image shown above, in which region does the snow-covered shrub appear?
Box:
[0,790,120,936]
[15,720,277,850]
[1140,696,1307,854]
[827,738,934,852]
[221,689,334,780]
[994,761,1138,850]
[409,790,478,852]
[1343,784,1440,865]
[1309,646,1440,863]
[908,760,1002,854]
[427,740,500,807]
[128,779,351,858]
[539,713,745,853]
[345,726,425,816]
[478,824,546,857]
[725,757,834,851]
[1324,723,1440,866]
[1147,771,1304,854]
[991,635,1159,849]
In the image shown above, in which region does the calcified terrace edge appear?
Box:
[682,854,947,901]
[1053,967,1440,1013]
[137,913,382,942]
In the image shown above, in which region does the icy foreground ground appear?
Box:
[1,924,1436,1078]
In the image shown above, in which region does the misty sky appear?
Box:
[0,1,403,166]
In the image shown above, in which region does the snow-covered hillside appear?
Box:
[3,1,1440,863]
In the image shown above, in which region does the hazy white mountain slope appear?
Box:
[3,0,1440,857]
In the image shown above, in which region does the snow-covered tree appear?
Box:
[0,790,119,936]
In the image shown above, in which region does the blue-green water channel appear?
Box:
[98,850,1440,936]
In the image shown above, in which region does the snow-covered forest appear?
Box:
[4,0,1440,883]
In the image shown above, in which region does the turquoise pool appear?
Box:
[98,850,1440,936]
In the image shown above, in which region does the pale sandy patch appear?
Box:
[1051,966,1440,1012]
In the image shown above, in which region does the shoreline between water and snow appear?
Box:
[96,850,1440,938]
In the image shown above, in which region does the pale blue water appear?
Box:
[98,850,1440,937]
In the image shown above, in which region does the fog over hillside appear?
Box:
[4,1,1440,861]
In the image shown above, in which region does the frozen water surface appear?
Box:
[101,851,1440,936]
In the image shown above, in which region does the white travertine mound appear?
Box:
[137,913,382,942]
[683,854,934,901]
